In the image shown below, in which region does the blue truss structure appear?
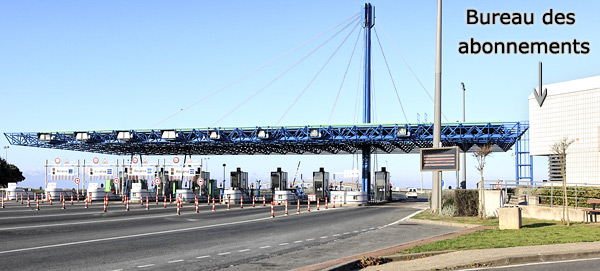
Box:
[5,122,527,156]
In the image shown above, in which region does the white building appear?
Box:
[529,75,600,185]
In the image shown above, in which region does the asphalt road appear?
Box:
[1,197,453,271]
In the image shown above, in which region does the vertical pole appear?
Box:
[362,3,375,201]
[462,83,466,188]
[432,0,443,213]
[45,160,48,192]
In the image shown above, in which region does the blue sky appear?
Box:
[1,0,599,190]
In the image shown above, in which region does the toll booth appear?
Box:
[270,167,288,191]
[208,179,217,198]
[374,167,391,201]
[200,171,210,195]
[312,167,329,200]
[230,167,248,190]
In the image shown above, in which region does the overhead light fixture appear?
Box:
[397,127,409,136]
[75,132,89,141]
[117,131,131,141]
[209,131,220,139]
[38,133,51,141]
[258,130,269,139]
[309,129,321,138]
[161,130,177,140]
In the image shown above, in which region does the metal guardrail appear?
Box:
[482,179,600,209]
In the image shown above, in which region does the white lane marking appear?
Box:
[0,216,272,255]
[333,234,340,237]
[0,213,181,231]
[259,246,271,249]
[319,236,328,239]
[217,252,231,256]
[294,240,303,243]
[343,232,350,235]
[137,264,155,268]
[196,255,210,259]
[369,227,375,230]
[168,259,184,263]
[279,243,289,246]
[110,269,123,271]
[458,256,600,270]
[361,229,367,231]
[352,230,359,233]
[399,209,426,222]
[238,249,250,252]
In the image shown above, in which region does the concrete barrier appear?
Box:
[499,207,522,230]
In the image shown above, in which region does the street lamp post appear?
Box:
[222,163,226,190]
[462,82,466,189]
[3,146,8,162]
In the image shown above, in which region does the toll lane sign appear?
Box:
[420,146,459,171]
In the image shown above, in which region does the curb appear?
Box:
[406,218,483,229]
[450,249,600,270]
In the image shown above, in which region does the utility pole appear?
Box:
[432,0,443,212]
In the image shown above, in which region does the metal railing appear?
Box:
[482,179,600,209]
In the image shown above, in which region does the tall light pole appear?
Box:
[432,0,443,212]
[462,83,467,188]
[222,163,226,189]
[3,146,8,162]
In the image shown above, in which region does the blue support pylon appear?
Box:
[362,3,375,200]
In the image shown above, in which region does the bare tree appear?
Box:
[551,137,575,226]
[474,144,493,218]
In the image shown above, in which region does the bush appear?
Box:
[454,189,479,216]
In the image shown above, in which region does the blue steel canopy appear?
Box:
[4,122,527,156]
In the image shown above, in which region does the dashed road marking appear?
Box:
[137,264,155,268]
[238,249,250,252]
[294,240,303,243]
[306,238,315,241]
[279,243,289,246]
[352,230,359,233]
[343,232,350,235]
[361,229,367,231]
[333,234,340,237]
[369,227,375,230]
[196,255,210,259]
[218,252,231,256]
[319,236,328,239]
[168,259,184,263]
[259,246,271,249]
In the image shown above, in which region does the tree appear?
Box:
[0,157,25,188]
[551,137,575,226]
[474,144,493,218]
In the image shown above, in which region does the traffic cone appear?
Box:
[49,194,53,205]
[195,199,199,213]
[20,192,23,204]
[85,198,89,209]
[207,195,210,205]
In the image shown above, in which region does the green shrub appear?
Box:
[454,189,479,216]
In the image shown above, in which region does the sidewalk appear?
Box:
[361,242,600,271]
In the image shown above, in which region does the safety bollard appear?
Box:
[1,194,4,208]
[27,195,31,208]
[146,196,149,210]
[177,199,180,215]
[297,198,300,214]
[339,196,343,207]
[227,196,230,210]
[317,197,320,211]
[62,198,66,210]
[270,201,274,218]
[285,200,288,216]
[85,197,89,209]
[103,199,107,212]
[164,196,167,208]
[126,196,129,211]
[49,194,53,205]
[71,193,74,205]
[252,196,255,208]
[207,195,211,205]
[325,197,328,209]
[333,196,336,208]
[20,192,23,204]
[263,195,266,206]
[307,198,311,212]
[77,193,79,202]
[212,197,215,212]
[36,197,39,211]
[141,195,144,206]
[220,194,223,205]
[240,196,244,209]
[170,194,172,204]
[195,198,199,213]
[156,193,159,205]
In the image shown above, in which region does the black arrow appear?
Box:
[534,61,547,107]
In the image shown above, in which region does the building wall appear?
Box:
[529,76,600,185]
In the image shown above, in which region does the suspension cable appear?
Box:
[377,22,449,122]
[328,27,362,124]
[374,28,408,123]
[353,39,365,124]
[213,16,361,126]
[151,12,361,128]
[276,20,361,125]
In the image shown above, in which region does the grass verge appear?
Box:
[404,211,600,254]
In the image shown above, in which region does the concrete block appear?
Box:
[499,207,522,230]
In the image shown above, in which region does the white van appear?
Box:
[406,188,418,199]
